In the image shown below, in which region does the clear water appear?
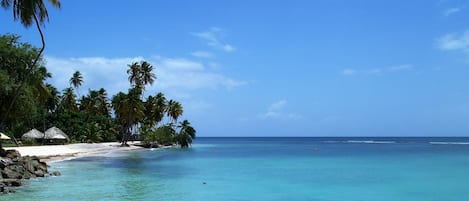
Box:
[4,137,469,201]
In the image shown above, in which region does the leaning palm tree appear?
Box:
[1,0,61,128]
[176,120,196,148]
[69,70,83,97]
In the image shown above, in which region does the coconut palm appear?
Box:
[166,100,183,124]
[175,120,196,148]
[80,88,109,116]
[97,88,110,116]
[60,87,77,112]
[143,95,156,128]
[154,92,167,126]
[127,62,142,89]
[126,61,156,93]
[140,61,156,87]
[69,70,83,96]
[112,88,144,146]
[44,83,59,113]
[1,0,61,27]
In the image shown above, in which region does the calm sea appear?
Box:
[4,137,469,201]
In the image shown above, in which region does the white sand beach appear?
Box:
[5,142,144,162]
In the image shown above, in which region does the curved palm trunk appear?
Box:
[1,12,45,146]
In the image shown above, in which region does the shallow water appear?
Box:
[4,137,469,201]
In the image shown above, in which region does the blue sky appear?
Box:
[2,0,469,136]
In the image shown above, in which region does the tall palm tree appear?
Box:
[127,62,142,90]
[166,100,183,125]
[126,61,156,93]
[143,95,156,128]
[140,61,156,87]
[80,88,109,116]
[176,120,196,148]
[1,0,61,127]
[60,87,77,112]
[44,83,59,113]
[154,92,167,127]
[97,88,110,117]
[112,89,144,146]
[1,0,61,27]
[69,70,83,97]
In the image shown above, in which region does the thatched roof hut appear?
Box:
[22,128,45,140]
[0,132,11,140]
[44,127,69,142]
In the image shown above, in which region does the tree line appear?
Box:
[0,34,196,147]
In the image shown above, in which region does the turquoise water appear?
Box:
[4,137,469,201]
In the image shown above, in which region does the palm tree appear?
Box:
[140,61,156,87]
[1,0,61,127]
[1,0,61,27]
[126,61,156,93]
[143,95,156,128]
[80,88,109,116]
[44,83,59,113]
[166,100,183,125]
[69,70,83,97]
[112,89,144,146]
[127,62,142,90]
[60,87,77,112]
[176,120,196,148]
[97,88,110,117]
[154,92,167,127]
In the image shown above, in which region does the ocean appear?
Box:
[4,137,469,201]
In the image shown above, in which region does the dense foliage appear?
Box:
[0,34,196,147]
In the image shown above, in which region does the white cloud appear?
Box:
[444,7,462,16]
[45,55,246,100]
[192,27,235,52]
[191,51,214,58]
[269,100,287,111]
[389,64,414,72]
[437,30,469,51]
[259,100,301,120]
[341,68,357,76]
[340,64,414,76]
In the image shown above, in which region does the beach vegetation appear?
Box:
[0,34,196,148]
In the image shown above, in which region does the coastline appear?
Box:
[5,142,145,163]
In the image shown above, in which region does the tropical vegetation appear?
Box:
[0,34,196,148]
[1,0,196,148]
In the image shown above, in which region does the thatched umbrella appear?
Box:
[45,127,69,142]
[22,128,45,140]
[0,132,11,140]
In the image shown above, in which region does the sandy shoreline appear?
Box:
[5,142,144,163]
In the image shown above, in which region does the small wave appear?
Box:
[429,142,469,145]
[346,140,396,144]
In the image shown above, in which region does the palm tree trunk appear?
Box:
[1,12,45,146]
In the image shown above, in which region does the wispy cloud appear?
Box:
[437,30,469,52]
[444,7,462,16]
[340,64,414,76]
[340,69,357,76]
[191,51,214,58]
[259,100,301,120]
[192,27,235,52]
[45,55,246,99]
